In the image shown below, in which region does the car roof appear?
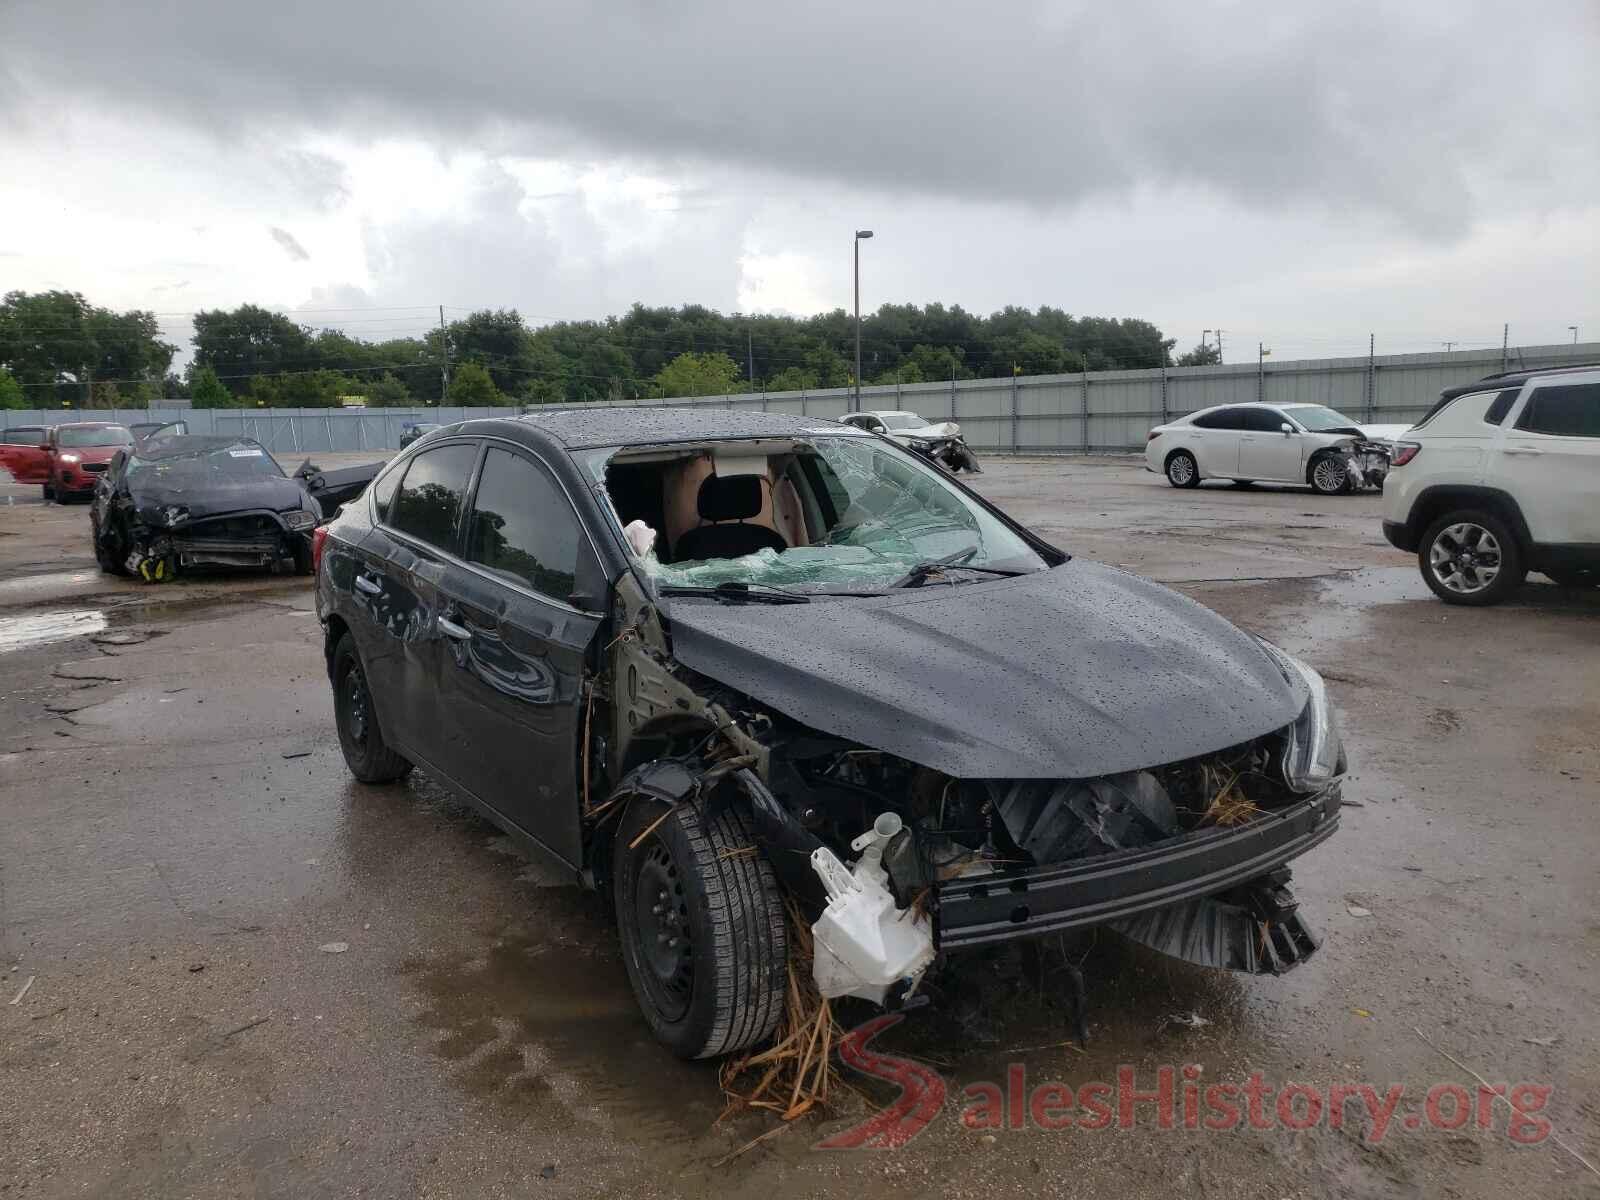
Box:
[55,421,125,429]
[861,409,921,418]
[465,406,856,451]
[1438,362,1600,402]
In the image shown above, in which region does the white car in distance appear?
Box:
[1145,402,1407,494]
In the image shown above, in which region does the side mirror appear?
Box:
[38,442,50,451]
[567,544,609,614]
[1280,423,1295,435]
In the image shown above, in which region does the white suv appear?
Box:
[1382,365,1600,605]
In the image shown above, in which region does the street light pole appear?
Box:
[1570,325,1579,344]
[854,230,873,412]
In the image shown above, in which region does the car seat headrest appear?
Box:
[696,473,763,522]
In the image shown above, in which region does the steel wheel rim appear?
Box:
[1429,522,1501,594]
[342,663,370,746]
[633,837,692,1020]
[1313,458,1345,491]
[1168,455,1194,484]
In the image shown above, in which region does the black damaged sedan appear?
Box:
[92,435,326,582]
[316,408,1345,1058]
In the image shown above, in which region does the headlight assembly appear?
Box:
[1256,639,1346,792]
[908,438,932,450]
[283,509,317,531]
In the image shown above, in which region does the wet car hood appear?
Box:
[664,561,1308,779]
[123,471,316,523]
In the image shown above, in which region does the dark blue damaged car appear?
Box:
[315,407,1345,1059]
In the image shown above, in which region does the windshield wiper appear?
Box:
[889,546,1023,589]
[658,581,812,605]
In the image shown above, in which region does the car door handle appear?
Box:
[437,615,472,640]
[1503,447,1543,456]
[354,573,383,596]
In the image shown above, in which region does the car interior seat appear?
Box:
[673,474,789,561]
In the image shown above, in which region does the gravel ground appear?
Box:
[1,454,1596,1199]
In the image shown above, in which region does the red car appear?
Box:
[41,423,134,503]
[0,425,51,486]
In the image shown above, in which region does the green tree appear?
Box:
[765,366,818,393]
[191,305,313,379]
[1175,341,1222,367]
[0,370,23,409]
[189,365,234,408]
[446,361,502,405]
[650,351,747,399]
[0,290,174,400]
[364,373,413,406]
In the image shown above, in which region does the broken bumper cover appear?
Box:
[934,784,1339,952]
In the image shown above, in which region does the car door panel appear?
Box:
[1238,410,1304,481]
[0,437,51,483]
[433,444,602,866]
[352,440,480,759]
[1190,411,1243,475]
[1492,382,1600,543]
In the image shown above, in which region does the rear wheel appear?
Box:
[42,481,53,501]
[614,798,786,1059]
[1419,510,1525,606]
[1165,450,1200,489]
[332,632,412,783]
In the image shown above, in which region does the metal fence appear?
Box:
[6,342,1595,455]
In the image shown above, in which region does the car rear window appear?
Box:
[389,442,478,550]
[1515,383,1600,437]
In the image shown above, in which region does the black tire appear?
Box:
[614,798,786,1060]
[331,632,412,783]
[1544,569,1598,589]
[1419,509,1526,606]
[42,481,53,501]
[1165,450,1200,489]
[292,538,314,575]
[92,516,129,576]
[1308,453,1349,495]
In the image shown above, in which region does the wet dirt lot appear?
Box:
[1,455,1596,1198]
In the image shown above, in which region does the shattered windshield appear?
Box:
[128,441,285,480]
[585,435,1047,592]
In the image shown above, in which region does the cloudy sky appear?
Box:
[2,0,1596,364]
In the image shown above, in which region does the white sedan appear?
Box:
[1145,402,1407,494]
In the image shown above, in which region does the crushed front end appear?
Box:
[125,504,318,580]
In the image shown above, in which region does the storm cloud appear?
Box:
[0,1,1594,356]
[5,0,1595,232]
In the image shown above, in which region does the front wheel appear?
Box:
[1420,510,1525,606]
[332,632,412,783]
[92,516,129,576]
[614,798,786,1059]
[1165,450,1200,489]
[42,481,53,502]
[1309,454,1350,495]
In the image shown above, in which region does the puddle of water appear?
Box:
[0,608,108,654]
[401,935,724,1143]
